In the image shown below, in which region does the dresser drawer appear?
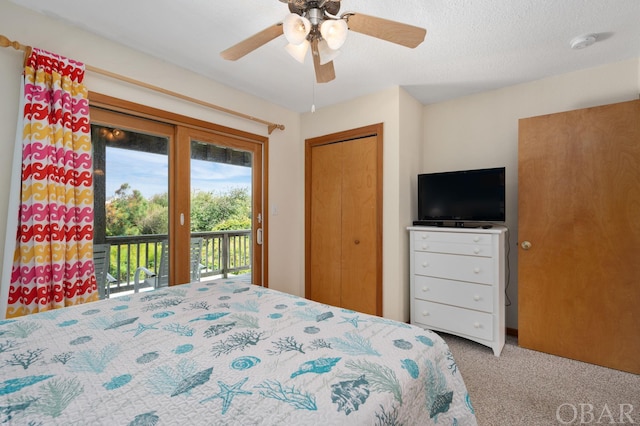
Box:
[413,240,494,257]
[413,231,493,256]
[414,275,493,313]
[413,231,492,245]
[413,299,493,341]
[414,251,495,284]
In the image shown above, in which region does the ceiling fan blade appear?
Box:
[345,13,426,48]
[220,23,283,61]
[311,39,336,83]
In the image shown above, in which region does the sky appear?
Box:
[106,147,251,199]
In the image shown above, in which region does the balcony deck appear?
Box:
[102,230,251,298]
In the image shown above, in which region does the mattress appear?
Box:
[0,276,477,425]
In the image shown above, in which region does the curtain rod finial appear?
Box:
[0,34,28,51]
[268,124,286,134]
[0,34,32,67]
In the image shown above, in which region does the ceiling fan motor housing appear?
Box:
[286,0,341,18]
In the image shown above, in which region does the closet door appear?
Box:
[518,99,640,374]
[308,142,343,307]
[306,124,383,316]
[341,136,379,314]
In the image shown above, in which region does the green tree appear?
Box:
[190,187,250,232]
[140,202,169,234]
[106,185,250,236]
[105,183,148,236]
[213,217,251,231]
[190,190,218,232]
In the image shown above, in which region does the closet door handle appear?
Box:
[354,239,360,245]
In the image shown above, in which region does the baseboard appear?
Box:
[506,327,518,337]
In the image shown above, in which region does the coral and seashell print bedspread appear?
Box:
[0,277,477,425]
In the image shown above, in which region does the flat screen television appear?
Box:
[415,167,505,226]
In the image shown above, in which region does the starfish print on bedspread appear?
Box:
[126,321,160,337]
[339,315,367,328]
[200,377,253,415]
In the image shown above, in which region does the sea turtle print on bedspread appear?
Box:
[0,277,477,425]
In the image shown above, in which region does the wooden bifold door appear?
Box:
[305,124,383,316]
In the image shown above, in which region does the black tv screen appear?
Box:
[416,167,505,224]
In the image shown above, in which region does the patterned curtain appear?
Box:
[6,48,98,318]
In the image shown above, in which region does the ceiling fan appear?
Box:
[220,0,427,83]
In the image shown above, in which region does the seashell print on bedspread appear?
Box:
[0,276,477,425]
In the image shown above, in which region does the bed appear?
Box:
[0,276,477,425]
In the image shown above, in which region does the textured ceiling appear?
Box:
[9,0,640,113]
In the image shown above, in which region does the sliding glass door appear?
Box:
[179,128,263,285]
[91,109,173,295]
[90,99,266,295]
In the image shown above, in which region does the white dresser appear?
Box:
[408,226,507,356]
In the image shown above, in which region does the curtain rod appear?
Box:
[0,34,285,134]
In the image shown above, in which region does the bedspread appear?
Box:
[0,277,477,425]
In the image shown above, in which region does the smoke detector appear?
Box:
[570,34,597,50]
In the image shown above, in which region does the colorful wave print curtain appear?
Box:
[6,48,98,318]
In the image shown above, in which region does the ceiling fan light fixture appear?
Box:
[283,13,312,45]
[317,39,341,65]
[285,40,310,63]
[320,19,348,50]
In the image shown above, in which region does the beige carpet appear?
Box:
[441,333,639,426]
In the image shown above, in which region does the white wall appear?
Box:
[301,86,423,322]
[422,57,640,329]
[398,90,424,320]
[0,1,302,297]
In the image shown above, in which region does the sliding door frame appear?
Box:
[89,92,269,287]
[176,127,264,285]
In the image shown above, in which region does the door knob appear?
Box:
[521,241,532,250]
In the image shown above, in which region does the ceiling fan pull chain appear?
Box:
[311,77,316,113]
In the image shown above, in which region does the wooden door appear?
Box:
[518,99,640,374]
[308,142,343,307]
[306,124,383,316]
[341,136,379,314]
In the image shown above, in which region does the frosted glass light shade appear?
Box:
[320,19,348,50]
[317,39,340,65]
[285,40,310,63]
[283,13,311,45]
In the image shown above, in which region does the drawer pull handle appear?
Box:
[421,234,428,240]
[473,295,481,301]
[473,236,480,242]
[422,263,429,268]
[473,248,480,254]
[473,268,481,274]
[474,322,481,329]
[422,311,430,317]
[422,244,429,250]
[422,286,430,292]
